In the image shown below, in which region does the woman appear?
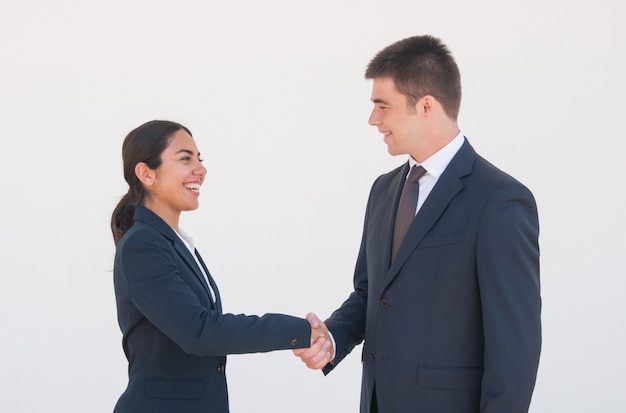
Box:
[110,120,323,412]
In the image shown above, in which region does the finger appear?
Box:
[307,347,332,369]
[293,337,325,358]
[293,339,331,370]
[303,340,332,369]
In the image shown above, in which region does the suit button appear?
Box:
[370,352,376,360]
[380,299,388,309]
[217,363,225,374]
[290,339,298,347]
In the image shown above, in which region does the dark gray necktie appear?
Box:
[392,165,427,263]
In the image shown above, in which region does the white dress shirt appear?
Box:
[406,130,464,214]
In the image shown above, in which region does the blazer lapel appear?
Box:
[381,163,412,269]
[384,139,475,289]
[133,206,217,308]
[171,240,217,309]
[194,250,222,312]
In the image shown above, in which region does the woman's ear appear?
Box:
[135,162,155,186]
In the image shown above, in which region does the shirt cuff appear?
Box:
[328,329,337,363]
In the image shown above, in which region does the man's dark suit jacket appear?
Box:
[324,139,541,413]
[113,206,310,413]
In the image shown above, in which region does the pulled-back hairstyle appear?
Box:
[365,35,462,120]
[110,120,192,246]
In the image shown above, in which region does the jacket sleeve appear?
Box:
[476,182,541,413]
[322,186,374,374]
[116,227,311,357]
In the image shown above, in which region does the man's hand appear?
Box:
[293,313,334,370]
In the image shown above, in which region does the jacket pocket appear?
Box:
[417,366,482,390]
[145,376,205,399]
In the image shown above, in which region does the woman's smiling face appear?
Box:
[142,129,206,226]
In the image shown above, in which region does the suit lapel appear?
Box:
[194,250,222,312]
[381,163,412,269]
[383,140,475,289]
[134,206,217,308]
[171,240,215,302]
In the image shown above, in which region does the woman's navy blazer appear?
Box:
[113,205,310,413]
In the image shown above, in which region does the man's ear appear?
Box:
[135,162,155,186]
[419,95,435,115]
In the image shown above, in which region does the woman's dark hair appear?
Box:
[110,120,192,245]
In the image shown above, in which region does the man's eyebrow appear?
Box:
[371,98,390,105]
[175,149,194,155]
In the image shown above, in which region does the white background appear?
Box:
[1,1,625,412]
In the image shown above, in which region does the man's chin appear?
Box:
[386,146,404,157]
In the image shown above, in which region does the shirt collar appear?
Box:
[175,227,195,252]
[408,131,464,179]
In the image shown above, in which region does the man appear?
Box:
[295,35,541,413]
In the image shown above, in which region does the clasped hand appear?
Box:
[293,313,334,370]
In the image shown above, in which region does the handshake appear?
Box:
[293,313,335,370]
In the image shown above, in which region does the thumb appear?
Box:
[306,312,322,329]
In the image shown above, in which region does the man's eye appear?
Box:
[181,156,190,161]
[198,158,204,163]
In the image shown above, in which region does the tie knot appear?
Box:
[407,165,426,183]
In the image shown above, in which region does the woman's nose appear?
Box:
[196,162,207,177]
